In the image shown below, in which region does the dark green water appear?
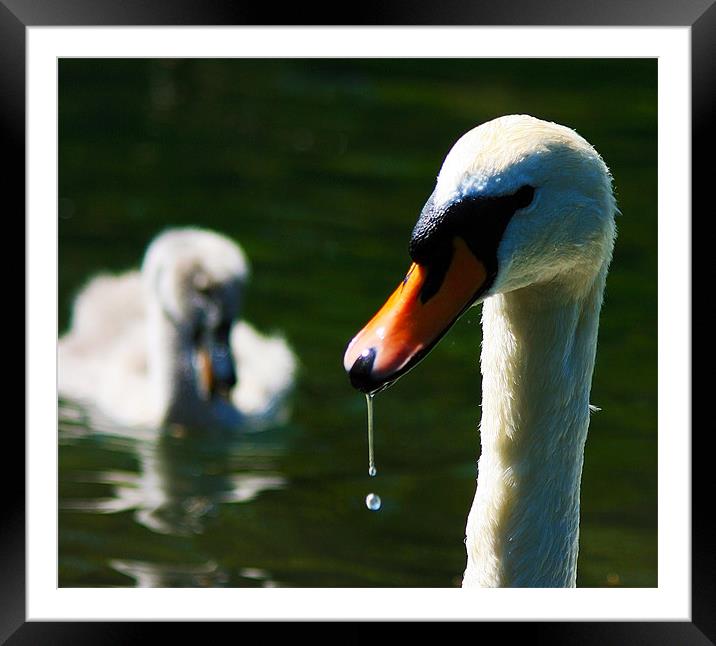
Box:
[58,59,657,587]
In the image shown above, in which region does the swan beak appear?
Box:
[343,237,488,394]
[194,338,237,401]
[194,347,215,401]
[210,341,237,398]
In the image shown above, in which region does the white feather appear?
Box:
[58,228,297,431]
[430,116,616,587]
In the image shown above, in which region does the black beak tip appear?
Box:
[348,347,376,392]
[347,347,392,395]
[213,366,237,398]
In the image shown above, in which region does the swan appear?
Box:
[343,115,617,587]
[59,227,296,431]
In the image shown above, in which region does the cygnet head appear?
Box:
[344,115,617,394]
[142,227,250,400]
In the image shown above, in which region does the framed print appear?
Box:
[5,0,708,641]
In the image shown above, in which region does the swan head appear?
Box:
[344,115,616,394]
[142,228,250,400]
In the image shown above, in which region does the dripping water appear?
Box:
[366,393,376,477]
[365,393,381,511]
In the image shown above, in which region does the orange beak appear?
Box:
[194,347,215,401]
[343,237,489,393]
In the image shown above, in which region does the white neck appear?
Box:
[463,264,608,587]
[146,303,207,428]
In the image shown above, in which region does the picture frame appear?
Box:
[6,0,706,640]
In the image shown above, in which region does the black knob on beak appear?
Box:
[223,364,238,390]
[348,347,379,393]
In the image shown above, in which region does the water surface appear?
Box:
[59,59,657,587]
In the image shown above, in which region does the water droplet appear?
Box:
[366,393,376,477]
[365,493,382,511]
[364,395,382,510]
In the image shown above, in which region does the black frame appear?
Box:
[6,0,707,641]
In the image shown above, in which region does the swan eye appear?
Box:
[512,185,535,210]
[196,286,215,302]
[406,185,535,302]
[410,185,535,263]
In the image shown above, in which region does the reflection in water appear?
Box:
[108,559,278,588]
[59,399,287,586]
[61,432,286,536]
[110,558,229,588]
